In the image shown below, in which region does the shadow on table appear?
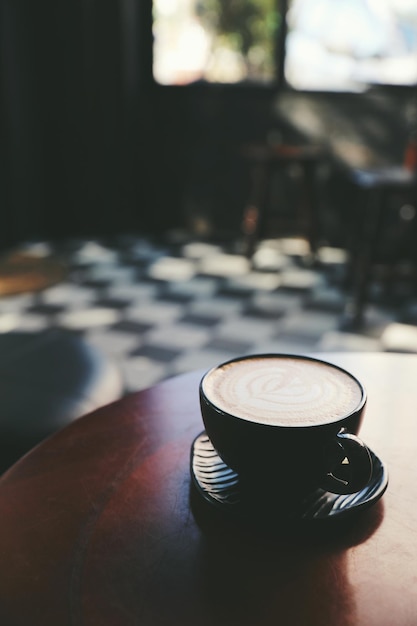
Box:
[190,485,384,626]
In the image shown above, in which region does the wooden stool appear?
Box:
[241,142,325,258]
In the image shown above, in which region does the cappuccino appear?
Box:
[202,355,362,427]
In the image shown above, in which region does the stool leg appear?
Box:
[301,160,320,255]
[242,160,269,259]
[346,187,384,328]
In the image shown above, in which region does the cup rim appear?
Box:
[200,353,367,429]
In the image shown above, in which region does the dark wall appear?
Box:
[1,0,162,247]
[1,0,280,247]
[152,83,277,237]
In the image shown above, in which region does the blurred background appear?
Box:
[1,0,417,396]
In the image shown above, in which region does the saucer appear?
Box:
[190,432,388,523]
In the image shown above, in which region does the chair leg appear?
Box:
[241,160,269,259]
[346,188,384,328]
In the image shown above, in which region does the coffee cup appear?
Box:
[199,354,373,499]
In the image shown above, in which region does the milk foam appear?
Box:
[203,357,362,426]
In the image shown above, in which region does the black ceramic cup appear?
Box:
[199,354,373,499]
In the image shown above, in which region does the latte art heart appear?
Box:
[203,356,363,426]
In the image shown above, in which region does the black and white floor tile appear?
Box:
[2,233,417,394]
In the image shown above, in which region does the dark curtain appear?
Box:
[0,0,162,248]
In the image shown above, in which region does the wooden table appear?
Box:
[0,352,416,625]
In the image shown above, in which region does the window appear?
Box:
[285,0,417,91]
[152,0,281,85]
[153,0,417,91]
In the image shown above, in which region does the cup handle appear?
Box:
[320,428,373,494]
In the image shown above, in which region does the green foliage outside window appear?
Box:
[197,0,281,81]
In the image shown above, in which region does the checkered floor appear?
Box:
[2,232,417,394]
